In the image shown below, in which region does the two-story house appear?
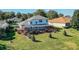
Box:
[17,15,50,34]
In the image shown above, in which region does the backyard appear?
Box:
[0,28,79,50]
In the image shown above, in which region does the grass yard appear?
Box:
[0,28,79,50]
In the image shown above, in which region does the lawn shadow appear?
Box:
[49,33,58,39]
[50,37,58,39]
[32,40,42,42]
[65,35,72,37]
[63,30,73,37]
[27,34,42,42]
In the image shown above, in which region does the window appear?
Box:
[30,22,32,24]
[36,21,37,24]
[39,20,42,22]
[66,23,70,26]
[46,20,48,22]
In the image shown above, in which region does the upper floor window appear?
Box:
[36,21,37,24]
[39,20,42,22]
[46,20,48,22]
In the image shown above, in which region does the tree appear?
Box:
[3,12,12,19]
[47,10,59,19]
[0,28,5,37]
[21,14,28,20]
[33,9,47,17]
[59,13,64,17]
[0,44,7,50]
[0,12,6,20]
[72,10,79,28]
[0,11,15,20]
[0,12,15,20]
[10,12,15,18]
[16,12,22,18]
[27,13,33,18]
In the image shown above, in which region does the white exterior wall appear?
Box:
[50,23,66,28]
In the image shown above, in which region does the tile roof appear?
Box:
[48,17,70,23]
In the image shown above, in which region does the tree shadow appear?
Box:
[32,39,42,42]
[63,30,72,37]
[27,34,42,42]
[64,35,72,37]
[50,37,58,39]
[49,33,57,39]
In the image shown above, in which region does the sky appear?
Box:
[0,9,75,16]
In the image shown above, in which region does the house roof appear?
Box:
[26,15,48,21]
[18,15,48,26]
[48,17,70,23]
[7,17,22,22]
[0,21,9,29]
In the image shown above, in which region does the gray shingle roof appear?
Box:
[7,17,22,22]
[18,15,48,25]
[26,15,48,21]
[0,21,9,29]
[18,15,49,28]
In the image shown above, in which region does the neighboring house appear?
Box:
[7,17,23,28]
[7,17,22,24]
[0,20,9,38]
[0,20,9,29]
[48,17,71,28]
[17,15,51,34]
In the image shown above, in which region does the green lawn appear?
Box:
[0,28,79,50]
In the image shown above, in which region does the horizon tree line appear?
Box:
[0,9,66,20]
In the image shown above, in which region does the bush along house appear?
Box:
[17,15,53,35]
